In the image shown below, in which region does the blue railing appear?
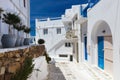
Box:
[38,17,61,21]
[89,0,100,8]
[80,0,100,17]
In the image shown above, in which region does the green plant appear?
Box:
[24,27,31,34]
[38,39,45,44]
[2,12,21,34]
[24,27,31,38]
[13,23,25,36]
[43,51,51,63]
[11,57,34,80]
[13,23,25,31]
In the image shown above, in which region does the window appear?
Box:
[65,42,71,47]
[23,0,26,7]
[56,28,61,34]
[59,55,68,57]
[43,29,48,35]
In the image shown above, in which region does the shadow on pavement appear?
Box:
[47,59,66,80]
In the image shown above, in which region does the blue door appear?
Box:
[98,36,104,69]
[84,37,88,60]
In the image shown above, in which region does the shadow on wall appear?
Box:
[48,39,66,53]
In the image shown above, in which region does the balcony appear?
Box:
[62,16,72,26]
[65,9,77,20]
[66,29,78,40]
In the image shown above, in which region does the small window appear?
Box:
[56,28,61,34]
[43,29,48,35]
[65,42,71,47]
[23,0,26,7]
[59,55,68,57]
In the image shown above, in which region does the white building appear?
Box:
[62,0,120,80]
[0,0,30,47]
[35,0,120,79]
[35,18,73,60]
[87,0,120,79]
[62,5,82,62]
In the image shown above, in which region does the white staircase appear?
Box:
[77,63,113,80]
[48,39,66,53]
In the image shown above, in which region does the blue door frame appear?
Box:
[84,37,88,60]
[98,36,104,69]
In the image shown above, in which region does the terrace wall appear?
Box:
[0,45,45,80]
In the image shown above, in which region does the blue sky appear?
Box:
[30,0,88,36]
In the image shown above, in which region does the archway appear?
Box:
[91,20,113,76]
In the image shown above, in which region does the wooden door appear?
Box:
[98,36,104,69]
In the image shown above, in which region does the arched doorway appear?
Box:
[91,20,113,76]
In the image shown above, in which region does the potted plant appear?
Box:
[23,27,31,45]
[13,23,25,46]
[20,25,26,46]
[38,39,45,44]
[1,12,21,48]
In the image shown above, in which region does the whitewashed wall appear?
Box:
[65,2,120,79]
[0,0,30,47]
[64,5,82,62]
[87,0,120,79]
[36,19,72,58]
[27,56,48,80]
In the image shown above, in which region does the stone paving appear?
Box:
[46,59,113,80]
[47,63,66,80]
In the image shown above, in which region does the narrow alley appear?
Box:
[47,59,113,80]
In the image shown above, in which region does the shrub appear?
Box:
[2,12,21,34]
[24,27,31,34]
[11,57,34,80]
[43,51,51,63]
[38,39,45,44]
[13,23,25,31]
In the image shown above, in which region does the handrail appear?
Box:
[37,17,62,21]
[80,0,100,17]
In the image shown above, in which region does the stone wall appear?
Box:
[0,45,45,80]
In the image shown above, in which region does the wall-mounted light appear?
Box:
[102,30,106,33]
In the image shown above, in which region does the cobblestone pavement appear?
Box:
[47,59,113,80]
[47,63,66,80]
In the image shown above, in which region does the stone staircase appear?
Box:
[46,60,113,80]
[77,63,113,80]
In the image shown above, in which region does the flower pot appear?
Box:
[1,34,17,48]
[24,38,30,45]
[15,37,21,46]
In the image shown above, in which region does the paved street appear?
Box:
[47,58,113,80]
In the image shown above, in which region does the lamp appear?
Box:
[102,30,106,33]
